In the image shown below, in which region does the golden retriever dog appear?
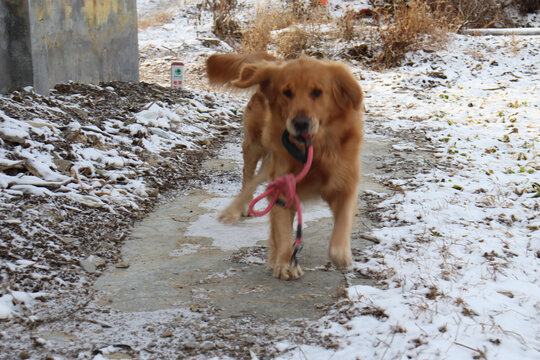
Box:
[206,53,364,280]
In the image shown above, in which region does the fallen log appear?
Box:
[463,28,540,36]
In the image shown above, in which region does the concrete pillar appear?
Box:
[0,0,139,95]
[0,0,34,93]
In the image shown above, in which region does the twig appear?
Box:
[454,342,487,359]
[77,317,113,328]
[10,179,73,190]
[359,234,382,244]
[161,45,178,58]
[80,126,113,138]
[483,86,506,91]
[0,160,25,172]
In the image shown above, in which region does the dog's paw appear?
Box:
[329,246,352,269]
[218,208,241,224]
[240,205,251,217]
[273,263,304,280]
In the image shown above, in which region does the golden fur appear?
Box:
[206,53,364,280]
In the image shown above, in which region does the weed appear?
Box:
[422,0,514,30]
[240,3,296,53]
[240,1,326,57]
[372,0,451,69]
[276,25,310,59]
[532,183,540,198]
[338,9,358,42]
[205,0,241,42]
[138,10,175,30]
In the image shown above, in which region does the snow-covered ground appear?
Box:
[1,0,538,358]
[290,36,540,360]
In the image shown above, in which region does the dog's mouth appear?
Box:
[282,130,311,163]
[288,114,319,140]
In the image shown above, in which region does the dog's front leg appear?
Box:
[326,190,357,269]
[268,205,303,280]
[219,152,269,224]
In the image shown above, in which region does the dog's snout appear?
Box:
[292,115,311,134]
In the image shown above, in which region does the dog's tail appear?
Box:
[206,52,278,86]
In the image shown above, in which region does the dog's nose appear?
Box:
[292,115,311,134]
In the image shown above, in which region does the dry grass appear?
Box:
[374,0,451,69]
[367,0,525,69]
[276,26,310,59]
[205,0,241,41]
[240,1,328,57]
[241,3,296,53]
[424,0,513,30]
[138,10,175,30]
[338,10,358,43]
[205,0,532,69]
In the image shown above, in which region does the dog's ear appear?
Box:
[330,64,363,111]
[231,63,275,91]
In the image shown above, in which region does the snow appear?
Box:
[0,294,14,319]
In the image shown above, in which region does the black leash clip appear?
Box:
[290,243,304,268]
[290,225,303,267]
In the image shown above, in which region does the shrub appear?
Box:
[241,3,296,53]
[374,0,451,68]
[514,0,540,14]
[205,0,241,41]
[240,1,327,57]
[424,0,512,30]
[276,26,310,59]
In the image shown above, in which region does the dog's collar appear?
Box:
[281,130,312,164]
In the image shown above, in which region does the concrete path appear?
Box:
[94,135,392,321]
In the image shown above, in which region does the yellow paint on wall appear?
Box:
[83,0,121,28]
[64,4,73,28]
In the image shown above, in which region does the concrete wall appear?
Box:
[0,1,34,93]
[0,0,139,94]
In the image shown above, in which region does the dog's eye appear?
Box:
[283,89,293,99]
[311,88,322,99]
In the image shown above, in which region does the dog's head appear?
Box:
[232,56,363,140]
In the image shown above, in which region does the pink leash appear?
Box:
[248,141,313,267]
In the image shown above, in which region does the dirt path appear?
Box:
[5,113,438,359]
[31,132,427,359]
[93,136,390,320]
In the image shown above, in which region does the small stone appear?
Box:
[161,330,174,338]
[219,329,233,337]
[183,341,198,350]
[244,336,257,344]
[115,262,130,269]
[0,128,27,144]
[59,236,76,245]
[80,259,96,273]
[200,341,215,350]
[80,255,105,273]
[92,256,106,267]
[146,187,159,197]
